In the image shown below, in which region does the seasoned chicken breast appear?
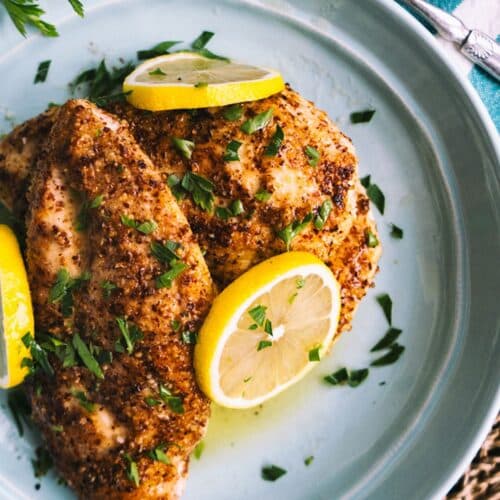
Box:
[25,100,214,499]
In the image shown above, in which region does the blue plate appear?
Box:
[0,1,498,499]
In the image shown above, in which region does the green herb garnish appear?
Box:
[304,145,320,167]
[361,175,385,214]
[156,260,188,289]
[190,30,229,61]
[145,397,161,407]
[314,200,332,230]
[171,137,195,159]
[137,40,181,60]
[181,331,198,344]
[71,389,95,413]
[216,199,244,219]
[376,294,392,325]
[390,224,403,239]
[257,340,272,351]
[371,343,405,367]
[180,171,215,212]
[241,108,273,135]
[7,388,31,437]
[149,67,166,76]
[171,320,181,331]
[224,140,242,162]
[51,425,63,433]
[72,333,104,379]
[296,278,305,289]
[147,444,170,464]
[324,367,369,387]
[75,194,103,231]
[255,189,271,202]
[100,280,117,299]
[48,268,90,317]
[262,465,287,481]
[365,230,379,248]
[124,454,140,487]
[21,333,54,376]
[120,215,157,235]
[371,328,402,352]
[288,292,298,304]
[350,109,376,124]
[360,175,371,188]
[115,317,144,354]
[167,174,186,200]
[264,319,273,336]
[308,346,321,362]
[32,447,53,478]
[264,125,284,156]
[248,305,267,327]
[151,240,181,264]
[347,368,369,387]
[194,81,208,88]
[34,60,51,83]
[304,456,314,466]
[323,367,349,385]
[223,104,243,121]
[277,213,313,250]
[193,441,205,459]
[2,0,58,37]
[159,384,184,414]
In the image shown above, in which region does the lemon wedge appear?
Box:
[194,252,341,409]
[0,225,33,388]
[123,52,285,111]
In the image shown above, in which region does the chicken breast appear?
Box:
[25,100,214,499]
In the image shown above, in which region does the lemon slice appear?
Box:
[123,52,285,111]
[0,225,33,388]
[194,252,341,409]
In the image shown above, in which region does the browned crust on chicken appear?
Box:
[26,100,214,499]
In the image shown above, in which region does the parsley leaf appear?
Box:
[324,367,369,387]
[360,175,371,189]
[365,229,379,248]
[115,317,144,354]
[304,456,314,466]
[361,175,385,214]
[7,388,31,437]
[124,454,140,487]
[323,367,348,385]
[34,60,51,83]
[159,384,184,414]
[308,345,321,362]
[257,340,272,351]
[347,368,369,387]
[180,171,215,212]
[2,0,58,37]
[255,189,271,202]
[67,0,84,17]
[241,108,273,135]
[191,31,214,50]
[100,280,117,299]
[70,389,95,412]
[223,140,242,162]
[262,465,287,481]
[156,260,188,289]
[350,109,376,124]
[151,240,181,264]
[167,174,187,200]
[181,330,198,345]
[32,447,53,478]
[171,137,195,159]
[264,125,284,156]
[305,145,320,166]
[215,199,244,219]
[120,215,157,235]
[314,200,332,230]
[371,328,402,352]
[248,305,267,327]
[149,67,166,76]
[137,40,181,60]
[376,294,392,325]
[277,213,313,250]
[75,194,103,231]
[147,444,170,464]
[223,104,243,121]
[22,332,54,376]
[193,441,205,459]
[390,224,403,239]
[72,333,104,379]
[370,344,405,367]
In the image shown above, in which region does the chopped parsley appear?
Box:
[288,292,298,304]
[159,384,184,414]
[120,215,158,235]
[75,194,104,231]
[115,317,144,354]
[2,0,58,37]
[296,278,305,289]
[264,125,284,156]
[361,175,385,214]
[180,171,215,212]
[171,319,181,331]
[151,240,182,264]
[376,294,392,325]
[215,199,245,219]
[167,174,187,200]
[156,260,188,289]
[32,447,53,478]
[223,104,243,121]
[308,346,321,362]
[147,444,170,464]
[100,280,117,299]
[305,145,320,167]
[390,224,404,239]
[21,333,54,376]
[324,367,369,387]
[350,109,376,124]
[193,441,205,460]
[262,465,287,481]
[371,344,405,367]
[34,60,51,84]
[304,456,314,466]
[277,213,313,250]
[124,454,140,487]
[7,388,31,437]
[51,425,63,433]
[72,333,104,379]
[145,397,161,407]
[190,30,229,61]
[171,137,195,159]
[181,331,198,344]
[71,389,95,413]
[371,328,402,352]
[68,0,84,17]
[149,67,166,76]
[241,108,273,135]
[249,305,267,327]
[223,140,242,162]
[137,40,181,60]
[255,189,272,202]
[314,200,332,230]
[365,230,379,248]
[257,340,272,351]
[264,319,273,336]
